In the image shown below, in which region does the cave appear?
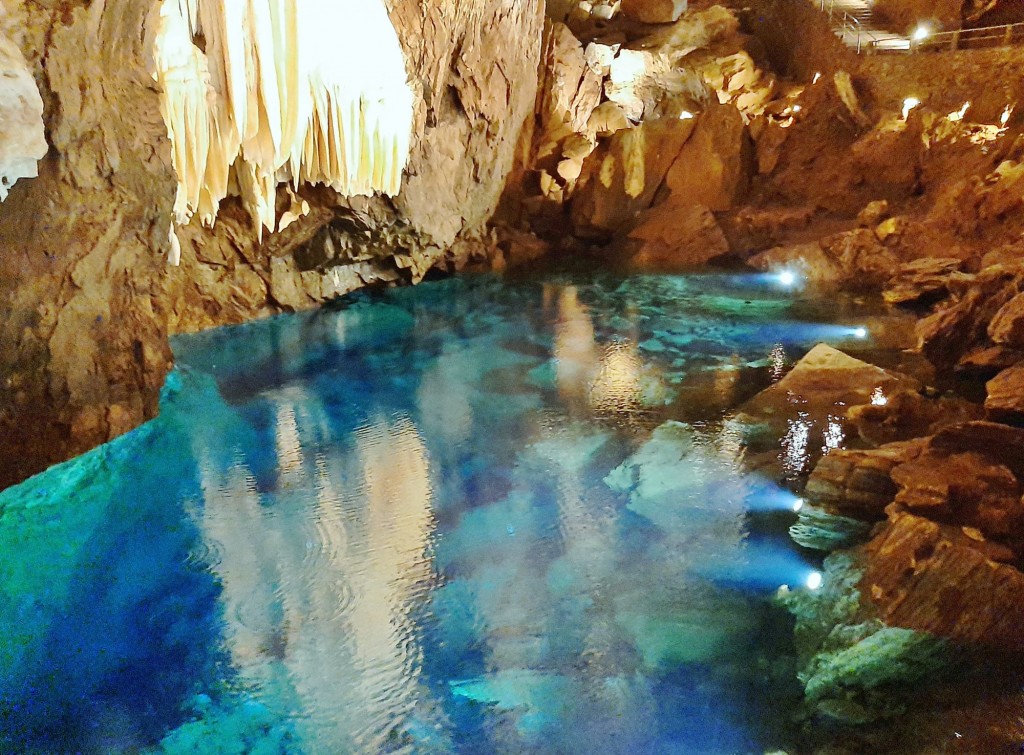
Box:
[2,0,1024,752]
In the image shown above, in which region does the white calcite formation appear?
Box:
[151,0,414,257]
[0,33,47,202]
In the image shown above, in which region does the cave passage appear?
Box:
[0,268,911,754]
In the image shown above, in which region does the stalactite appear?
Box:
[151,0,414,261]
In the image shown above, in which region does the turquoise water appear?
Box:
[1,271,889,754]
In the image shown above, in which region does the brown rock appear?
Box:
[821,228,899,289]
[806,439,926,519]
[988,293,1024,349]
[571,116,697,237]
[917,269,1023,371]
[857,199,890,228]
[863,510,1024,650]
[625,201,729,268]
[985,362,1024,424]
[958,345,1024,375]
[849,390,984,446]
[891,450,1023,542]
[747,242,843,285]
[662,101,753,212]
[620,0,688,24]
[735,344,921,477]
[883,257,965,307]
[929,421,1024,478]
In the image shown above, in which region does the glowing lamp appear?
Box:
[806,571,823,591]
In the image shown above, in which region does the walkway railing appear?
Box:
[817,0,1024,54]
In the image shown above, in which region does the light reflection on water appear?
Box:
[0,270,917,754]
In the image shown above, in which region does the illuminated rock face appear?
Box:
[0,32,46,201]
[151,0,414,248]
[0,0,543,489]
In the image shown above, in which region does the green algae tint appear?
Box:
[0,270,909,753]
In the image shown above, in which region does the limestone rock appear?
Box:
[863,511,1024,651]
[883,257,966,307]
[848,389,984,446]
[806,440,926,520]
[0,32,46,201]
[749,229,898,291]
[917,267,1024,371]
[625,201,729,268]
[621,0,688,24]
[571,115,696,237]
[0,0,546,490]
[662,102,752,212]
[857,200,890,229]
[734,344,920,478]
[985,362,1024,424]
[891,451,1023,546]
[988,293,1024,349]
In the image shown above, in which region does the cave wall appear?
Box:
[0,0,544,490]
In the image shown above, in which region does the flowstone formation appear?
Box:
[0,28,45,201]
[151,0,414,253]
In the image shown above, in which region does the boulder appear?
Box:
[985,362,1024,424]
[748,229,898,290]
[806,440,926,520]
[662,101,752,212]
[848,389,984,446]
[988,292,1024,349]
[571,116,696,237]
[891,450,1024,547]
[625,201,729,268]
[621,0,688,24]
[917,269,1023,371]
[863,511,1024,650]
[883,257,966,308]
[734,344,920,478]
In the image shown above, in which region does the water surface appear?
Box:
[0,270,906,753]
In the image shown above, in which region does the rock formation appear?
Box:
[0,0,544,489]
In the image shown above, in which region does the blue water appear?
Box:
[0,271,897,754]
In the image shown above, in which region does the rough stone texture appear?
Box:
[0,28,45,201]
[621,0,687,24]
[661,101,752,212]
[624,201,729,268]
[848,389,984,446]
[863,510,1024,650]
[917,265,1024,372]
[891,450,1024,547]
[570,116,696,238]
[0,0,544,490]
[806,440,926,519]
[748,229,899,291]
[985,362,1024,424]
[883,257,966,307]
[988,292,1024,349]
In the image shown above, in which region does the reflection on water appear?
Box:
[0,270,916,754]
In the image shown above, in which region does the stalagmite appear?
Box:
[151,0,415,252]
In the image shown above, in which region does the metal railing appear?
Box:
[816,0,1024,54]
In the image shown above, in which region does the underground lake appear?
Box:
[0,268,922,754]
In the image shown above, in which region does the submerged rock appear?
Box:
[733,344,920,477]
[789,504,874,551]
[779,552,948,724]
